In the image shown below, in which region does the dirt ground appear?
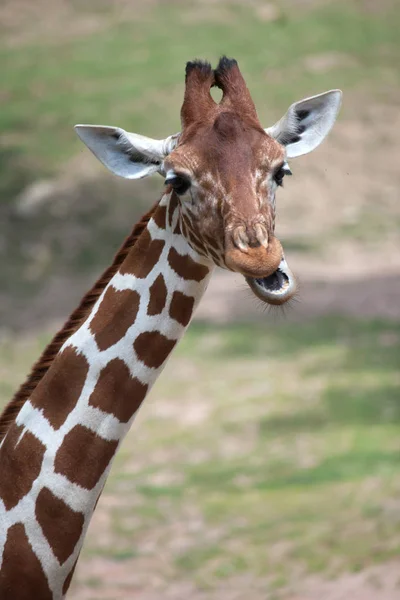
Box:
[1,92,399,600]
[71,559,400,600]
[189,95,400,325]
[6,92,400,334]
[64,92,400,599]
[1,2,400,593]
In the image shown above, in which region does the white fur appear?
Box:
[0,191,214,598]
[265,90,342,158]
[74,125,180,179]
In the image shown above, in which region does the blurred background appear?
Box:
[1,0,400,598]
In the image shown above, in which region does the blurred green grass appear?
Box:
[2,0,400,320]
[1,2,400,594]
[2,315,399,593]
[1,0,400,184]
[101,316,400,589]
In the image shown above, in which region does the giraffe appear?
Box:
[0,57,341,598]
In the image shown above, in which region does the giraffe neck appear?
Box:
[0,192,213,599]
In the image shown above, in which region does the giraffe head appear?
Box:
[75,57,341,305]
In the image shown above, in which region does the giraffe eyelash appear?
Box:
[273,163,292,187]
[165,174,191,195]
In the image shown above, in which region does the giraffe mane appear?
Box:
[0,202,159,442]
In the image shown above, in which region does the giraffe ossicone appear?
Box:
[0,57,342,598]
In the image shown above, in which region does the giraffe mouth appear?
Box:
[245,257,297,305]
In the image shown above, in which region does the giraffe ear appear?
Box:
[74,125,180,179]
[265,90,342,158]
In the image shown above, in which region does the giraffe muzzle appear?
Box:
[246,256,297,306]
[225,232,283,278]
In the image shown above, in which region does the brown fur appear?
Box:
[166,58,286,279]
[54,424,118,489]
[224,235,283,278]
[0,523,53,598]
[0,203,158,442]
[0,424,46,510]
[181,60,216,128]
[214,57,259,124]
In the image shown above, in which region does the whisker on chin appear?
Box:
[240,279,301,320]
[228,272,302,327]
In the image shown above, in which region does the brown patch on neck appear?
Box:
[151,204,167,229]
[35,487,84,565]
[54,424,118,489]
[169,291,195,327]
[0,202,158,442]
[134,331,177,369]
[119,229,165,278]
[90,287,140,351]
[0,424,46,511]
[168,247,210,282]
[89,358,148,422]
[0,523,53,599]
[148,274,168,316]
[30,347,89,430]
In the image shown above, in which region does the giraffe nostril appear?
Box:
[254,223,269,249]
[232,224,269,252]
[232,226,250,253]
[224,234,283,278]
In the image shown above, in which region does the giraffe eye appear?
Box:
[165,175,191,196]
[273,164,292,187]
